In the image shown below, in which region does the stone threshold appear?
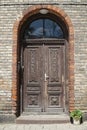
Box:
[16,114,70,124]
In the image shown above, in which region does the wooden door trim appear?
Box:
[23,39,66,45]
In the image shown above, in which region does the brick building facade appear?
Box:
[0,0,87,122]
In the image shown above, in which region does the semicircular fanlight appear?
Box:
[24,19,64,39]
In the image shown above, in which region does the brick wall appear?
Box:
[0,0,87,121]
[0,0,87,4]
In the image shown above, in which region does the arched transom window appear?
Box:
[24,18,64,39]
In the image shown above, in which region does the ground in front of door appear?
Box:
[0,122,87,130]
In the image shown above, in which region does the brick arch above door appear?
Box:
[12,5,74,115]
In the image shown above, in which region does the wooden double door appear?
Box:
[22,40,66,113]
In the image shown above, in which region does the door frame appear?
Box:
[20,39,68,114]
[12,5,75,116]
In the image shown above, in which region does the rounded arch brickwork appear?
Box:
[12,5,74,115]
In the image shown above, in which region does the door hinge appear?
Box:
[17,61,20,72]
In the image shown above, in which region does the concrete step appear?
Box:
[16,114,70,124]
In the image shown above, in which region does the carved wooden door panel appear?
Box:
[45,45,65,112]
[23,46,44,112]
[23,42,65,113]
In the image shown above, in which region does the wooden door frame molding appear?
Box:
[12,5,74,116]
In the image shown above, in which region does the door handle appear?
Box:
[45,73,49,81]
[62,75,64,83]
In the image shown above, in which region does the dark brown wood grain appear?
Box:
[22,39,66,113]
